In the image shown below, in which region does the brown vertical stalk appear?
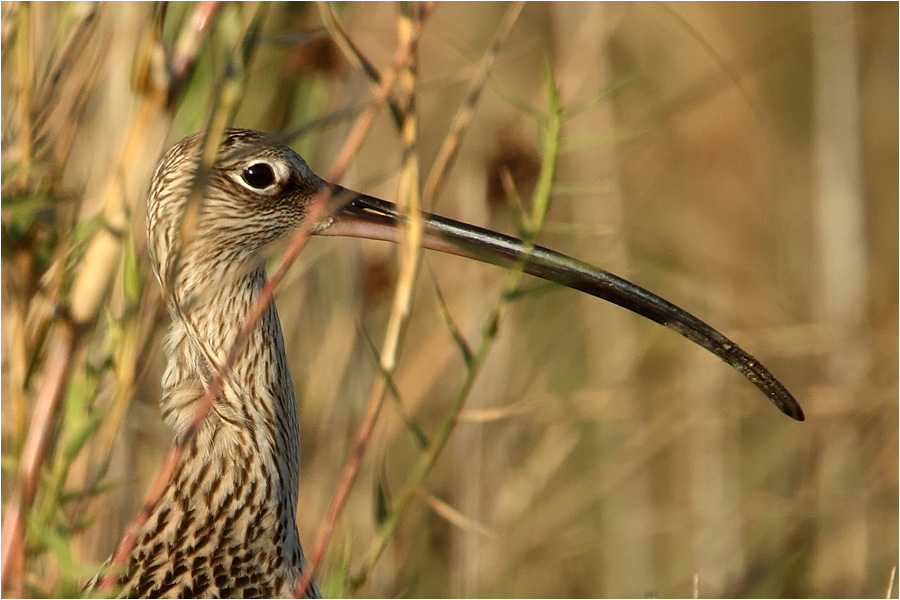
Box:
[811,3,869,595]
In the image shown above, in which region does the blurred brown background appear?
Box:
[2,2,897,597]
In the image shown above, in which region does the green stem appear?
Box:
[349,70,562,591]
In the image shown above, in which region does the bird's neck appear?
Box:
[159,263,302,510]
[122,267,303,598]
[124,264,308,596]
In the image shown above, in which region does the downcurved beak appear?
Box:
[316,187,804,422]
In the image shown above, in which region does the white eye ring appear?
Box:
[232,159,288,194]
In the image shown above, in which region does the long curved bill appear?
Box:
[316,188,804,422]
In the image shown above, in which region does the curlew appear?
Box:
[113,128,803,598]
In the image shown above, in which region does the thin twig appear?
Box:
[414,487,497,539]
[423,1,524,206]
[0,320,75,596]
[316,1,404,127]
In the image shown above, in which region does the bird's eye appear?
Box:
[242,163,277,189]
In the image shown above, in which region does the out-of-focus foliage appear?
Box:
[1,2,896,597]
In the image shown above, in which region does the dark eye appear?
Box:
[242,163,276,189]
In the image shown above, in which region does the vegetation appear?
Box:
[1,2,896,597]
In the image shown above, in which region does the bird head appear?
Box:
[145,128,803,421]
[147,128,326,298]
